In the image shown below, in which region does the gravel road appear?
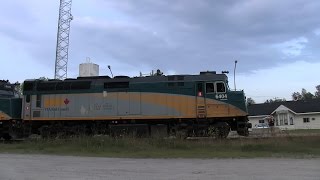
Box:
[0,154,319,180]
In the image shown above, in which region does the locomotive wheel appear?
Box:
[237,128,249,136]
[208,123,230,139]
[1,130,19,141]
[216,126,230,139]
[39,126,50,138]
[175,129,188,139]
[2,133,12,141]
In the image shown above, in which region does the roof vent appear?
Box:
[200,71,216,75]
[114,76,130,79]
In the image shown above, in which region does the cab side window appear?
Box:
[36,94,41,108]
[26,95,30,103]
[216,82,226,93]
[206,83,215,93]
[197,83,203,96]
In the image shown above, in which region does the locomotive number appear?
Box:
[215,94,228,100]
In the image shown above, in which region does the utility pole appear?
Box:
[54,0,73,80]
[108,65,114,78]
[234,60,237,91]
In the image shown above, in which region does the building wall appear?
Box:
[294,113,320,129]
[248,115,269,128]
[250,112,320,130]
[273,111,296,130]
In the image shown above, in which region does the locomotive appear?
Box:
[0,80,22,139]
[1,71,251,140]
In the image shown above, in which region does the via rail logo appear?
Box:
[44,98,71,108]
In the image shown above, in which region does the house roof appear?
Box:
[248,99,320,116]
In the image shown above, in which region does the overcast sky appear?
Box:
[0,0,319,102]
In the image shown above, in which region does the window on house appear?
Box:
[290,117,294,125]
[216,82,226,93]
[280,119,283,126]
[259,120,264,124]
[312,118,316,121]
[303,118,310,123]
[284,116,288,125]
[278,113,289,126]
[206,83,215,93]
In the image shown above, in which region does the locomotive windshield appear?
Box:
[225,80,230,91]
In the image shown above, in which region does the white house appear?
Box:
[248,99,320,130]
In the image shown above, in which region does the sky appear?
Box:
[0,0,319,103]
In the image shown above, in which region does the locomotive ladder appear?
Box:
[197,105,206,118]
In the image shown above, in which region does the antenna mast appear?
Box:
[54,0,73,80]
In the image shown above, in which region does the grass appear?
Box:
[284,129,320,135]
[1,135,320,158]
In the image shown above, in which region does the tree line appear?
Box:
[247,85,320,104]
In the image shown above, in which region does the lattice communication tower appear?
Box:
[54,0,73,80]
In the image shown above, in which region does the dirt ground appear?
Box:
[0,154,319,180]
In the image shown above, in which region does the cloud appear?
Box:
[238,61,320,103]
[275,37,308,57]
[314,29,320,36]
[0,0,320,82]
[67,0,320,75]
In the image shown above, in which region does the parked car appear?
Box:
[255,123,270,129]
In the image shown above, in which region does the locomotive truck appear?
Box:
[0,71,251,140]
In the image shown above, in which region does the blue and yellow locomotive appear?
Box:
[1,71,251,139]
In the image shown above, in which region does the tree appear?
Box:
[246,97,255,105]
[14,81,23,97]
[292,86,320,101]
[303,92,314,100]
[292,88,316,100]
[292,92,302,101]
[299,88,314,100]
[264,98,286,104]
[315,85,320,98]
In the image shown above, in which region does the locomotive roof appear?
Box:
[25,71,228,84]
[23,71,229,93]
[0,80,15,90]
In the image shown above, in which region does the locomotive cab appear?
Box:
[195,72,250,136]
